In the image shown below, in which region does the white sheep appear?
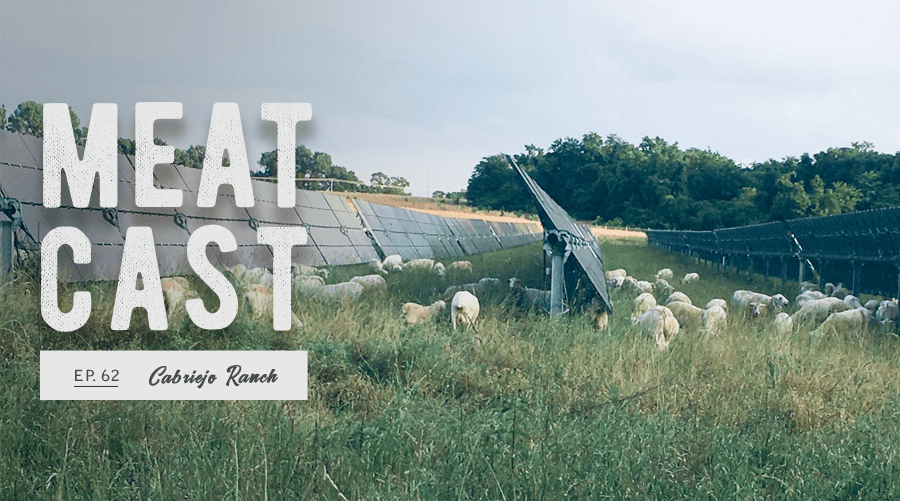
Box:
[791,297,851,326]
[432,262,446,277]
[405,258,435,270]
[843,295,863,309]
[368,258,386,275]
[447,261,473,273]
[401,300,447,325]
[636,305,679,350]
[667,301,704,330]
[315,282,365,303]
[655,268,674,281]
[796,290,826,309]
[293,263,328,279]
[876,300,899,327]
[160,277,198,323]
[293,274,325,295]
[243,267,274,287]
[682,272,700,284]
[705,299,727,311]
[635,280,654,295]
[383,254,403,273]
[654,279,674,300]
[243,284,303,329]
[665,291,692,306]
[224,263,248,281]
[818,307,871,336]
[607,276,626,290]
[632,292,657,323]
[703,305,727,336]
[451,291,480,332]
[732,290,789,316]
[604,268,627,281]
[773,312,793,335]
[350,274,387,291]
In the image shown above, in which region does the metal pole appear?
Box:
[550,249,565,316]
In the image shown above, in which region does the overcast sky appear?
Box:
[4,1,900,196]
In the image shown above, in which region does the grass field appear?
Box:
[3,240,900,499]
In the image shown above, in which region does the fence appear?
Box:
[645,209,900,298]
[0,130,541,281]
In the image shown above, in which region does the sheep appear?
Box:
[607,275,626,290]
[293,263,328,279]
[604,268,627,281]
[791,297,851,326]
[243,284,303,329]
[243,267,274,287]
[632,292,657,323]
[383,254,403,273]
[224,263,248,281]
[796,290,827,309]
[830,283,851,299]
[682,272,700,284]
[654,279,675,300]
[405,258,435,270]
[591,297,609,330]
[447,260,473,273]
[293,274,325,295]
[509,277,551,312]
[799,281,818,292]
[665,291,692,306]
[635,280,654,295]
[666,301,705,330]
[451,291,480,332]
[773,312,793,335]
[314,282,365,303]
[876,300,899,327]
[401,300,446,325]
[705,298,727,311]
[864,299,881,312]
[160,277,198,323]
[703,305,727,336]
[731,290,790,311]
[636,305,679,350]
[818,307,871,336]
[350,274,387,291]
[655,268,674,281]
[843,295,863,309]
[368,258,386,275]
[432,262,446,277]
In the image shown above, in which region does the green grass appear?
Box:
[3,241,900,499]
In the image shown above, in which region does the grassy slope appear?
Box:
[2,241,900,499]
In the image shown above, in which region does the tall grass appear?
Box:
[3,241,900,499]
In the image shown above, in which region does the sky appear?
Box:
[4,1,900,197]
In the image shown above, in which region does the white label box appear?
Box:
[41,351,307,400]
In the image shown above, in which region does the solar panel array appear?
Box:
[646,208,900,297]
[0,131,541,282]
[353,199,541,261]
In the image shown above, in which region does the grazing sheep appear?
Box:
[773,312,793,335]
[635,280,654,295]
[632,292,657,323]
[447,260,473,273]
[160,277,198,323]
[315,282,365,302]
[636,305,679,350]
[705,299,727,311]
[843,295,863,309]
[654,279,675,300]
[655,268,674,281]
[607,275,626,290]
[682,272,700,284]
[509,277,551,312]
[383,254,403,273]
[368,258,386,275]
[666,301,705,330]
[732,290,789,315]
[293,274,325,294]
[350,274,387,291]
[401,300,447,325]
[604,268,627,281]
[876,300,899,326]
[818,307,871,336]
[703,305,728,336]
[405,258,435,270]
[791,297,851,326]
[830,283,851,299]
[243,267,273,287]
[293,263,328,279]
[796,290,827,309]
[864,299,881,312]
[665,291,692,306]
[591,297,609,331]
[224,263,248,281]
[799,281,819,292]
[451,291,480,331]
[243,284,303,329]
[432,262,446,277]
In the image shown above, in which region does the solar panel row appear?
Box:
[0,131,541,282]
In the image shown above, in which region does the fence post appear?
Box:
[798,258,805,285]
[852,261,862,296]
[781,257,788,284]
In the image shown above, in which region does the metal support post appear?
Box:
[0,197,22,280]
[544,230,572,317]
[852,261,862,296]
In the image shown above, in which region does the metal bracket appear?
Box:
[102,208,120,228]
[173,211,189,231]
[248,218,260,231]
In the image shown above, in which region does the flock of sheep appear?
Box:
[610,267,900,350]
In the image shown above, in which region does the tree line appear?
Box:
[467,133,900,230]
[1,101,409,195]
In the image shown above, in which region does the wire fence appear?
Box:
[645,209,900,298]
[0,130,541,282]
